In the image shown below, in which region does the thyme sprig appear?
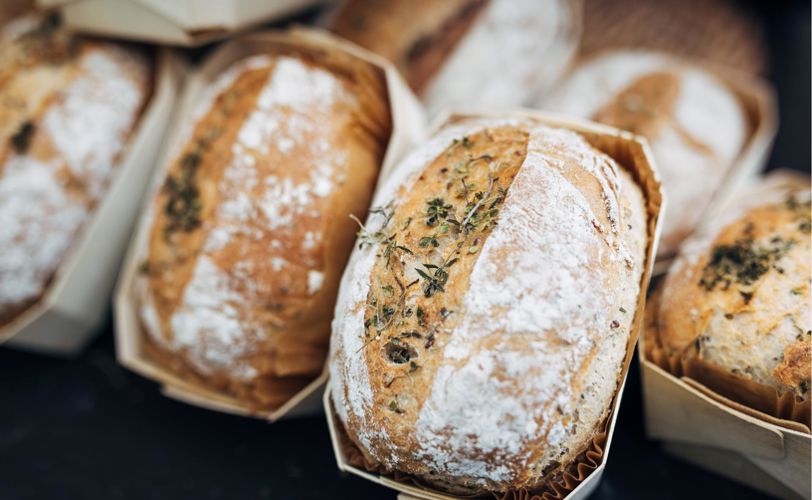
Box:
[416,256,459,297]
[699,236,795,291]
[163,148,203,238]
[162,91,238,241]
[351,202,394,248]
[425,198,452,226]
[460,176,495,233]
[10,121,35,154]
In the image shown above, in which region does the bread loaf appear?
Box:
[544,51,747,258]
[136,47,391,409]
[0,13,151,326]
[329,117,648,492]
[654,187,811,421]
[327,0,577,117]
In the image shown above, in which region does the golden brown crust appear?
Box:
[330,118,649,493]
[142,338,312,409]
[773,338,811,396]
[139,47,391,410]
[358,126,527,481]
[593,72,680,141]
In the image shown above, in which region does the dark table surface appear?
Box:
[1,1,810,499]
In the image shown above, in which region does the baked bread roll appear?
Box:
[136,48,391,409]
[326,0,577,117]
[0,13,151,326]
[653,187,811,424]
[329,118,648,493]
[544,51,747,258]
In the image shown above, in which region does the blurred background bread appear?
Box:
[544,51,748,259]
[326,0,579,117]
[136,47,392,410]
[0,12,151,327]
[330,117,648,493]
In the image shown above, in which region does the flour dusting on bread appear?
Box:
[330,118,648,492]
[0,15,150,322]
[137,44,391,408]
[143,55,352,379]
[414,126,643,486]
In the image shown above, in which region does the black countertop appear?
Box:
[1,1,809,499]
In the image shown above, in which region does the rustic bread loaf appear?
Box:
[0,13,151,326]
[329,117,648,493]
[655,188,811,411]
[327,0,577,117]
[136,48,391,409]
[544,51,747,258]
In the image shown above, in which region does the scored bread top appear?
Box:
[0,13,151,325]
[137,48,390,407]
[544,50,747,257]
[658,189,811,401]
[330,118,647,492]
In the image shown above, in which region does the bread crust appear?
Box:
[0,13,152,326]
[327,0,576,116]
[657,191,811,404]
[330,118,647,492]
[328,0,486,93]
[136,48,391,410]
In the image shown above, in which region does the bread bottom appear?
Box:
[334,404,611,498]
[142,331,316,412]
[645,288,811,428]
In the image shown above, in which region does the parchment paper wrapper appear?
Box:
[0,48,183,355]
[641,169,812,499]
[34,0,325,46]
[324,109,665,499]
[113,28,425,421]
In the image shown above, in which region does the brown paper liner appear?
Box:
[329,110,664,500]
[580,0,768,75]
[645,287,812,431]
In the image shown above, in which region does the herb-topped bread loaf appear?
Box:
[0,13,151,327]
[329,117,649,493]
[326,0,576,117]
[544,51,747,259]
[136,47,391,409]
[653,188,811,424]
